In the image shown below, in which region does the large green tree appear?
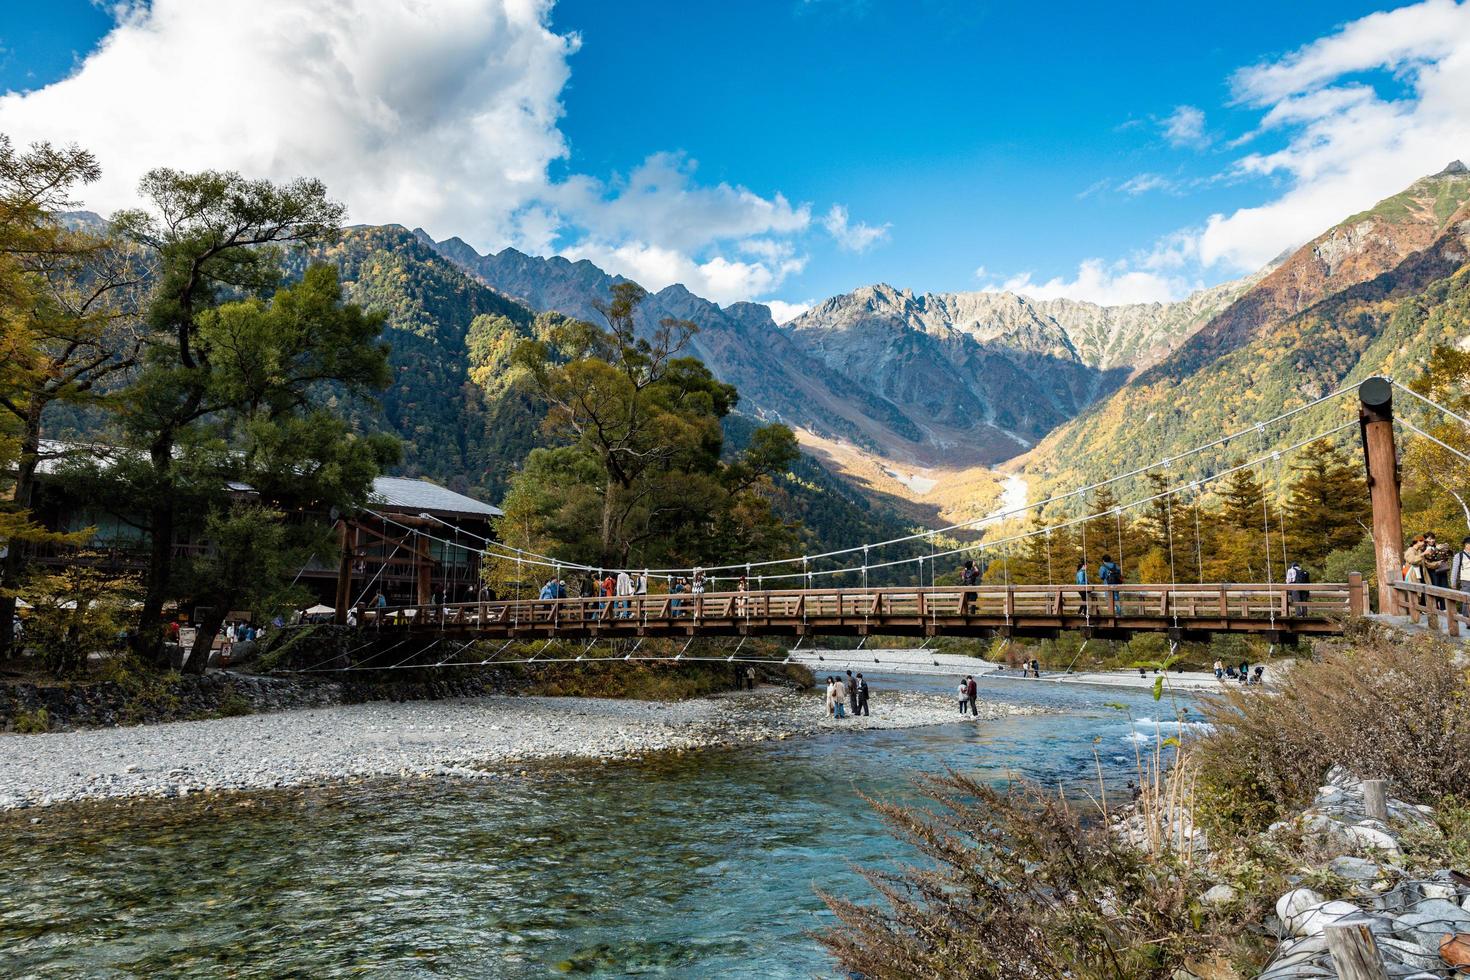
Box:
[110,170,343,655]
[506,282,798,572]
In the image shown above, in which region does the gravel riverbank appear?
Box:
[0,688,1039,810]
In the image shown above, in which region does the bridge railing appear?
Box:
[355,578,1366,633]
[1386,579,1470,636]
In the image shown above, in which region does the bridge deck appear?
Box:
[358,580,1366,642]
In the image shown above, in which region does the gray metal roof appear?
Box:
[371,476,503,518]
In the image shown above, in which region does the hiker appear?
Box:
[1029,657,1040,679]
[1451,536,1470,616]
[1238,659,1250,685]
[539,578,558,601]
[956,678,969,714]
[965,674,979,716]
[833,674,848,719]
[1074,561,1089,616]
[615,570,634,617]
[1285,561,1309,616]
[691,567,706,596]
[845,669,858,715]
[960,559,981,614]
[855,672,869,716]
[1251,664,1265,686]
[1213,659,1224,680]
[736,575,749,616]
[1098,554,1123,614]
[1425,532,1453,610]
[745,665,756,691]
[671,577,688,616]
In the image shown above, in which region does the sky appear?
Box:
[2,1,1468,321]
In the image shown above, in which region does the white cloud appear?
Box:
[1199,0,1470,270]
[1118,172,1178,196]
[821,204,890,252]
[998,0,1470,303]
[998,260,1191,306]
[0,0,577,246]
[1162,105,1208,147]
[764,299,812,324]
[0,0,853,304]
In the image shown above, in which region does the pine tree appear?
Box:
[1284,440,1371,568]
[1081,485,1147,580]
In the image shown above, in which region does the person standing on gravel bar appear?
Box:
[845,669,858,716]
[825,677,836,716]
[833,674,847,718]
[965,674,979,716]
[744,665,756,691]
[956,678,968,714]
[855,673,869,716]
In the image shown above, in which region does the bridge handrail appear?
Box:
[1386,578,1470,636]
[354,578,1366,627]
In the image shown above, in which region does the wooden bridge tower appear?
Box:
[1358,377,1403,613]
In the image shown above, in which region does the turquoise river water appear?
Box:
[0,675,1202,978]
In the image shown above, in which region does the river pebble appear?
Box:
[0,688,1039,810]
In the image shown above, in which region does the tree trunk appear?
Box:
[184,601,228,675]
[135,436,176,666]
[601,482,618,568]
[0,413,45,659]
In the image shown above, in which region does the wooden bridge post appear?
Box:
[1359,378,1404,614]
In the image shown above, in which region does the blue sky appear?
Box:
[2,1,1467,315]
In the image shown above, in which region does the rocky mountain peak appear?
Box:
[1434,160,1468,177]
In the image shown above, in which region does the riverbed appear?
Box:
[0,675,1204,978]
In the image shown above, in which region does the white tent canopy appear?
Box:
[304,604,335,615]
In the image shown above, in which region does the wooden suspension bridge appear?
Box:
[326,378,1438,652]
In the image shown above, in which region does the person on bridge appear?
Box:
[1451,537,1470,616]
[845,669,858,715]
[615,570,634,617]
[960,559,981,614]
[1425,532,1453,610]
[965,674,979,716]
[855,673,869,716]
[691,568,706,596]
[671,576,688,616]
[1098,555,1123,615]
[1074,562,1089,616]
[539,578,558,601]
[1285,561,1309,616]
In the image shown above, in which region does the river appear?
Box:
[0,674,1203,978]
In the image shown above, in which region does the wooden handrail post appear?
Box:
[1359,378,1404,615]
[1323,920,1389,980]
[1347,571,1364,616]
[1361,779,1389,823]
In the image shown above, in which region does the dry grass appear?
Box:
[1194,621,1470,831]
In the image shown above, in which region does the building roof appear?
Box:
[370,476,503,519]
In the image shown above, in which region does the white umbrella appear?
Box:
[304,604,336,615]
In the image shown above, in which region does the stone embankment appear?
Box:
[0,688,1039,811]
[1253,767,1469,979]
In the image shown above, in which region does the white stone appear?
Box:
[1291,900,1361,937]
[1202,884,1237,905]
[1277,888,1326,930]
[1343,823,1401,855]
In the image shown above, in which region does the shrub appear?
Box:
[1194,626,1470,832]
[12,706,49,733]
[817,770,1257,980]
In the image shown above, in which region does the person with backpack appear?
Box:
[960,559,981,614]
[1074,561,1089,616]
[1097,555,1123,615]
[1285,561,1309,616]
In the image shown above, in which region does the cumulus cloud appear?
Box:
[822,204,891,252]
[0,0,865,304]
[1161,105,1208,147]
[0,0,577,245]
[998,261,1191,306]
[764,299,812,324]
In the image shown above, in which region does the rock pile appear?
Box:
[1257,767,1470,979]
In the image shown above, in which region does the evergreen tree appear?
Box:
[1283,440,1371,568]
